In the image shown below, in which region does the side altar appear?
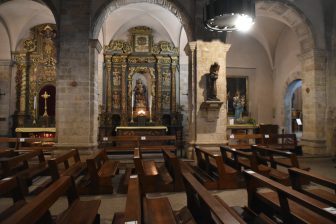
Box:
[98,26,183,140]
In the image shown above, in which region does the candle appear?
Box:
[33,96,36,109]
[131,90,134,108]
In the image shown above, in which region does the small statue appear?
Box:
[206,62,220,101]
[133,78,147,108]
[233,90,245,120]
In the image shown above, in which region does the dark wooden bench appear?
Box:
[16,137,56,148]
[133,147,175,193]
[83,149,119,194]
[227,133,264,151]
[263,133,299,154]
[181,169,246,224]
[220,145,270,176]
[162,149,184,191]
[0,176,26,222]
[139,135,177,154]
[48,149,87,184]
[0,149,49,194]
[190,146,244,190]
[113,174,195,224]
[103,136,140,154]
[0,137,19,149]
[244,170,336,224]
[289,167,336,207]
[252,145,309,185]
[1,176,101,224]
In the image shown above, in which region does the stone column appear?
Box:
[185,40,231,156]
[105,55,112,112]
[0,60,12,135]
[300,50,327,154]
[56,0,97,147]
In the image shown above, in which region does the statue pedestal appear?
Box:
[201,101,223,121]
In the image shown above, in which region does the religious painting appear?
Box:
[134,34,150,53]
[227,77,248,116]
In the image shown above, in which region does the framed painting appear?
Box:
[227,76,248,116]
[134,34,150,53]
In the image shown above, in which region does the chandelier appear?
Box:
[204,0,255,32]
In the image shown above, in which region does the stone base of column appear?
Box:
[301,138,327,155]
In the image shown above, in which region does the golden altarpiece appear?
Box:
[12,24,56,137]
[99,26,182,138]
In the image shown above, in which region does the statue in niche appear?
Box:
[206,62,220,101]
[233,90,245,120]
[113,69,121,86]
[133,78,147,108]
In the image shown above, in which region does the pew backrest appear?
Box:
[244,170,336,224]
[289,167,336,207]
[182,170,245,224]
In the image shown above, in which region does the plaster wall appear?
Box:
[227,33,274,124]
[273,27,301,130]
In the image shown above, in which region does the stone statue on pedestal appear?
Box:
[206,62,220,101]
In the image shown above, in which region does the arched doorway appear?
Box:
[284,80,302,135]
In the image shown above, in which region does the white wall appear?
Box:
[227,32,274,124]
[273,26,301,129]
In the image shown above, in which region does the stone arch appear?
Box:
[256,0,315,54]
[91,0,193,42]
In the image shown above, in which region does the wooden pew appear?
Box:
[0,149,49,194]
[0,176,26,222]
[162,149,184,191]
[113,175,195,224]
[190,146,244,190]
[181,169,246,224]
[84,149,119,194]
[112,175,142,224]
[103,136,139,154]
[227,133,264,151]
[0,137,19,149]
[133,147,174,193]
[1,176,101,224]
[48,149,87,184]
[252,145,309,185]
[244,170,336,224]
[16,137,56,148]
[263,133,299,154]
[289,167,336,207]
[220,146,270,176]
[139,135,177,154]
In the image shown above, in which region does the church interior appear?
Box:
[0,0,335,223]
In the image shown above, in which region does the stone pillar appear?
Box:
[185,40,231,156]
[56,0,97,147]
[0,60,12,135]
[300,50,327,154]
[104,55,112,112]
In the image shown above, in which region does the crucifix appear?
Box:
[41,91,50,117]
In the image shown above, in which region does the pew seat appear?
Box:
[1,176,101,224]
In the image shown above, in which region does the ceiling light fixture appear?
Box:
[204,0,255,32]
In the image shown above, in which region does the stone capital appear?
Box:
[89,39,103,53]
[184,41,197,56]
